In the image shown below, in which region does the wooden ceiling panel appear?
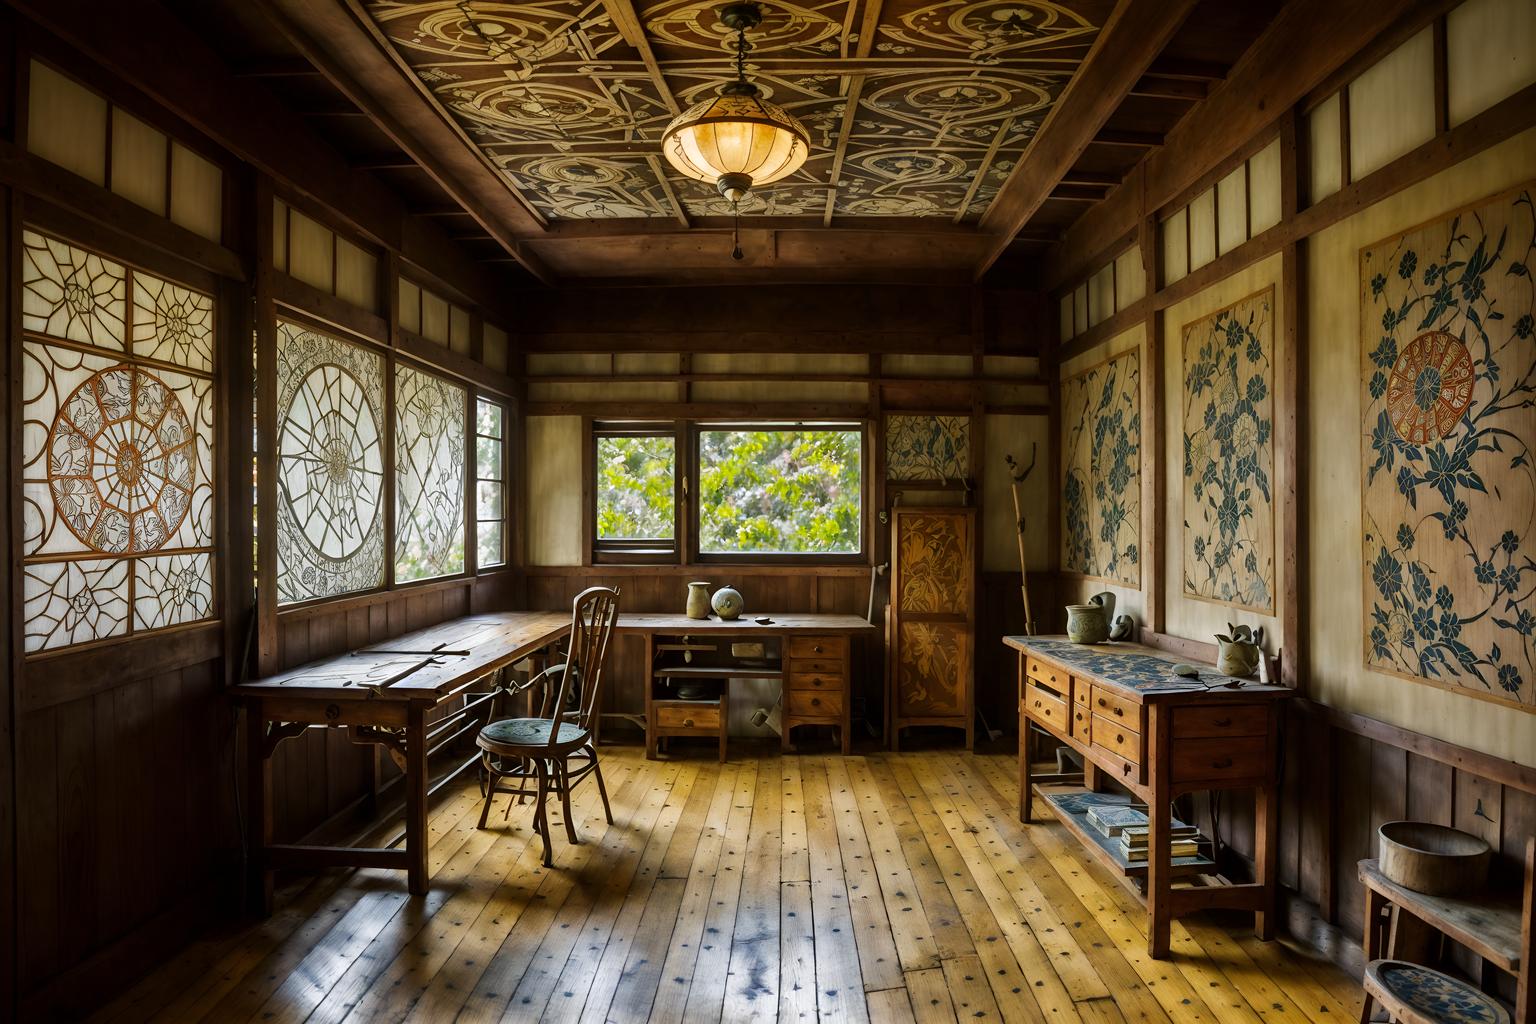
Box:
[356,0,1115,224]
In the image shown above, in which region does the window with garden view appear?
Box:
[594,423,863,559]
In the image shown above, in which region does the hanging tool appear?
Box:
[1005,446,1038,636]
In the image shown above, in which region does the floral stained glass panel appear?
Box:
[886,414,970,481]
[1361,186,1536,711]
[395,364,466,582]
[1060,350,1140,584]
[275,320,386,603]
[1181,288,1276,611]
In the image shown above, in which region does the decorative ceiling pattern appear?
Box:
[359,0,1112,221]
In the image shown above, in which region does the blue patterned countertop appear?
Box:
[1004,635,1291,699]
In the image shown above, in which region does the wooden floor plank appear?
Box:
[109,747,1368,1024]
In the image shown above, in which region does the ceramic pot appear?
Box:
[711,585,744,621]
[1216,639,1262,678]
[1065,591,1115,644]
[686,580,712,619]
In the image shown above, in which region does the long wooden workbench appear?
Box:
[233,611,569,905]
[1005,634,1293,958]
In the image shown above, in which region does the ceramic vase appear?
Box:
[686,581,712,619]
[1065,591,1115,644]
[711,585,744,621]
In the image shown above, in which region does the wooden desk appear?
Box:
[233,611,569,905]
[616,613,876,758]
[1006,635,1292,958]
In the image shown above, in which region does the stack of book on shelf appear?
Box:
[1085,803,1149,838]
[1120,820,1201,862]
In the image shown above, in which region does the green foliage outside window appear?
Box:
[596,434,675,540]
[698,429,861,554]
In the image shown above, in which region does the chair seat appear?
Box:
[1364,959,1510,1024]
[478,718,588,752]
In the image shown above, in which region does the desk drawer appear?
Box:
[1070,702,1092,742]
[655,704,721,731]
[1026,657,1069,691]
[787,670,843,691]
[1172,704,1269,739]
[1172,738,1269,783]
[1024,681,1070,734]
[787,690,842,718]
[1090,686,1142,732]
[1072,678,1090,707]
[787,658,843,676]
[789,636,846,660]
[1092,714,1142,763]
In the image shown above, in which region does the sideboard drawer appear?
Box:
[787,689,843,718]
[1024,681,1070,735]
[655,703,721,731]
[788,636,846,659]
[1090,685,1142,732]
[787,671,842,691]
[1172,704,1269,739]
[1026,657,1069,691]
[1171,738,1269,783]
[1070,702,1092,742]
[787,658,843,676]
[1071,677,1090,707]
[1092,713,1142,763]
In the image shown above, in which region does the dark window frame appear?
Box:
[473,394,510,572]
[589,421,686,565]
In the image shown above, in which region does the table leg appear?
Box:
[245,699,273,915]
[1017,655,1032,822]
[1146,710,1173,959]
[1255,779,1279,940]
[1360,887,1389,1024]
[405,703,428,895]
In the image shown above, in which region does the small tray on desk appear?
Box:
[1035,784,1215,880]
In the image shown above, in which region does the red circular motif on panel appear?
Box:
[1385,330,1475,444]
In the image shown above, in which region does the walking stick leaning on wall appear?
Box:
[1004,447,1038,637]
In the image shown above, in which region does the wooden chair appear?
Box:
[1360,835,1532,1024]
[475,586,620,866]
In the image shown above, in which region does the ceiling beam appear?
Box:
[4,0,520,313]
[1129,75,1208,100]
[1091,129,1164,147]
[602,0,681,117]
[1143,57,1229,81]
[1049,184,1112,201]
[256,0,554,283]
[1059,170,1123,187]
[1050,0,1434,289]
[973,0,1198,279]
[823,0,886,226]
[954,114,1014,223]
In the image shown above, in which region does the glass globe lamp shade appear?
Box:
[661,85,810,202]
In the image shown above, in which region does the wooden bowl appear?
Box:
[1378,821,1490,896]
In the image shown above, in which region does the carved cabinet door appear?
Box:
[889,507,976,747]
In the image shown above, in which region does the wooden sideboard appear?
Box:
[1005,635,1293,958]
[616,613,876,758]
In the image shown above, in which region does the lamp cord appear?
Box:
[732,201,744,260]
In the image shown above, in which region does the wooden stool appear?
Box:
[1361,960,1510,1024]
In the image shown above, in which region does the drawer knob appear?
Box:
[1214,717,1232,727]
[1097,698,1107,707]
[1213,756,1233,769]
[1112,707,1123,717]
[683,719,695,728]
[813,645,823,653]
[811,697,821,707]
[1122,763,1132,775]
[1033,700,1042,708]
[813,678,823,686]
[1115,733,1124,744]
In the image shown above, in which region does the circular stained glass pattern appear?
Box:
[278,363,384,561]
[48,365,193,553]
[1386,330,1475,443]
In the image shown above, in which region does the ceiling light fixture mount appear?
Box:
[660,1,811,260]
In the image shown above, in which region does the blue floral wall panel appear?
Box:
[1181,288,1276,612]
[1361,186,1536,712]
[886,414,970,481]
[1060,350,1140,585]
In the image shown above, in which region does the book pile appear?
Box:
[1119,820,1201,862]
[1085,804,1148,838]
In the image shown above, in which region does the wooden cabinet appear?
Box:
[888,507,976,749]
[782,634,850,753]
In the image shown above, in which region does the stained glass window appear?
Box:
[395,364,466,582]
[474,399,506,569]
[274,319,386,604]
[20,228,216,653]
